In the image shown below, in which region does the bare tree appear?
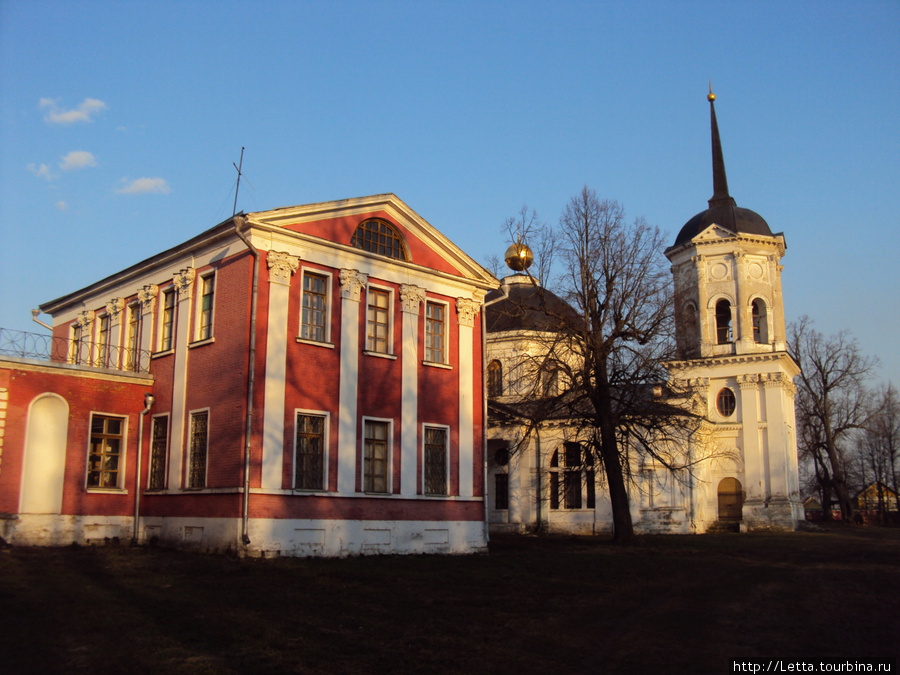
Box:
[503,187,700,543]
[789,316,878,521]
[855,385,900,523]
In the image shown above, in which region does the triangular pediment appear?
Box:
[247,194,497,287]
[693,223,735,242]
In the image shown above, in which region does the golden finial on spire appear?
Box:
[708,81,716,102]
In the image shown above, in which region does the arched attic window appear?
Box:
[752,298,769,344]
[487,360,503,398]
[715,299,733,344]
[351,219,409,261]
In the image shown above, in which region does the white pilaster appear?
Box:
[456,297,480,498]
[738,375,764,504]
[400,284,425,497]
[338,269,367,494]
[169,267,195,489]
[763,373,790,499]
[261,252,299,490]
[137,285,158,357]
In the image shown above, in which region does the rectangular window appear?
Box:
[196,274,215,341]
[187,410,208,488]
[159,289,175,352]
[148,415,169,490]
[295,413,326,490]
[301,272,328,342]
[423,426,447,495]
[363,420,389,493]
[564,470,582,509]
[87,415,124,489]
[126,302,140,371]
[70,323,84,365]
[425,301,445,363]
[495,473,509,510]
[97,314,110,368]
[366,288,390,353]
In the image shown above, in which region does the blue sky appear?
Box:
[1,0,898,386]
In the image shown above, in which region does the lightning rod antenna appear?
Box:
[232,146,245,217]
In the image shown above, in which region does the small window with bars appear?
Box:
[301,272,329,342]
[425,302,445,363]
[187,410,208,489]
[295,413,326,490]
[423,426,448,495]
[87,415,124,489]
[148,415,168,489]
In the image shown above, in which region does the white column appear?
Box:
[105,298,125,369]
[399,284,425,497]
[456,297,480,498]
[763,373,791,500]
[169,267,195,489]
[738,374,764,505]
[261,251,299,490]
[337,270,367,494]
[137,284,158,358]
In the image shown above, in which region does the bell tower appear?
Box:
[665,88,803,531]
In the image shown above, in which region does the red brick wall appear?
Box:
[0,365,150,517]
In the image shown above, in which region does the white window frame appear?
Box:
[186,407,210,489]
[192,270,217,344]
[298,267,333,345]
[157,287,176,353]
[95,312,111,368]
[85,411,128,492]
[424,299,450,365]
[361,416,393,494]
[125,301,141,372]
[422,423,450,496]
[364,284,394,356]
[293,409,330,491]
[147,413,170,490]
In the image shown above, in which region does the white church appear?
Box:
[485,92,804,535]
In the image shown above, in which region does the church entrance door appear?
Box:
[717,477,743,522]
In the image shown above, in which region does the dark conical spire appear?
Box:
[708,84,736,209]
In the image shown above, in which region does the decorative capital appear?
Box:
[737,374,759,389]
[75,310,95,327]
[339,269,368,302]
[456,297,480,327]
[763,373,786,388]
[267,250,300,286]
[137,284,158,311]
[105,297,125,317]
[173,268,196,299]
[400,284,426,314]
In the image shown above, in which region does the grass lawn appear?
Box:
[1,524,897,674]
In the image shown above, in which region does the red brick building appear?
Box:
[0,194,497,555]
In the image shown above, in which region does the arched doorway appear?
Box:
[20,394,69,514]
[717,477,743,522]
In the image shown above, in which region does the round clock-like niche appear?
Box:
[717,388,736,417]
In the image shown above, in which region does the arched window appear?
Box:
[487,360,503,398]
[351,219,409,261]
[716,387,736,417]
[715,299,732,344]
[752,298,768,344]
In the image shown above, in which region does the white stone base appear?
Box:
[139,516,488,557]
[1,514,135,546]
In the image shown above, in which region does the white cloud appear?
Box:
[59,150,97,171]
[117,177,171,195]
[41,97,108,124]
[27,163,54,180]
[55,201,68,211]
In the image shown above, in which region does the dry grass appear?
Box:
[1,524,897,674]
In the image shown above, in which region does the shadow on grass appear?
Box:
[1,525,897,674]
